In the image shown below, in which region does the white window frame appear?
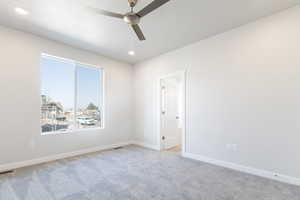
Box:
[40,53,105,135]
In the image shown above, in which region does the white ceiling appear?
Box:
[0,0,299,64]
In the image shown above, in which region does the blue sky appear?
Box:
[41,56,102,110]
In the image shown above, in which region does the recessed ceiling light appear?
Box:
[15,7,29,15]
[128,51,135,56]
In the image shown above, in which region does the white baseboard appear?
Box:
[2,142,299,187]
[0,141,132,173]
[183,152,300,186]
[131,140,160,151]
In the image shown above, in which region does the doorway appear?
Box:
[159,71,186,154]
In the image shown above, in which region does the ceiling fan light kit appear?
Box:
[91,0,170,41]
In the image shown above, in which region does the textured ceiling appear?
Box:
[0,0,299,64]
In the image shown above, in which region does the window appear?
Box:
[40,54,104,134]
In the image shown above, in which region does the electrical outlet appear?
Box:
[226,144,238,151]
[29,139,36,149]
[232,144,237,151]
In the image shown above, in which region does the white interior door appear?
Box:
[161,77,182,150]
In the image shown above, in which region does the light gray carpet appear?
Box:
[0,145,299,200]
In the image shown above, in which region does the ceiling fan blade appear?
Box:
[137,0,170,18]
[90,8,124,19]
[132,24,146,41]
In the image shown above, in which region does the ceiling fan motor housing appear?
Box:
[124,12,140,25]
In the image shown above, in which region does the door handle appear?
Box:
[176,116,180,119]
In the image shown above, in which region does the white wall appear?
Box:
[0,25,133,166]
[134,6,300,179]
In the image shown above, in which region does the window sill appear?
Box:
[41,127,104,136]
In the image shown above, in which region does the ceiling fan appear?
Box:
[90,0,170,41]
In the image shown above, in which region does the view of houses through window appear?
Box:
[41,54,103,133]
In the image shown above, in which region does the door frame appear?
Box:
[157,70,187,155]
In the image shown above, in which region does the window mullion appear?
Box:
[100,69,104,128]
[74,63,78,131]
